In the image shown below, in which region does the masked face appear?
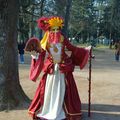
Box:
[48,27,61,44]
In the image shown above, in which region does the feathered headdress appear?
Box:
[37,17,49,31]
[37,16,64,50]
[37,16,64,31]
[48,16,64,29]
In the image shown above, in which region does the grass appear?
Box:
[75,43,110,53]
[96,44,109,49]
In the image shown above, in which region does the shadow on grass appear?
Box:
[82,103,120,120]
[3,99,32,113]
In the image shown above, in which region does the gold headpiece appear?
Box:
[48,17,64,29]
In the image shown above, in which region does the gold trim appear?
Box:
[60,35,64,43]
[28,110,34,114]
[64,102,82,116]
[65,78,68,87]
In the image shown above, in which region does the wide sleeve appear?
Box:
[71,47,89,69]
[64,38,89,69]
[64,37,76,52]
[29,51,46,82]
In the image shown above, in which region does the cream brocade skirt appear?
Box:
[37,64,66,120]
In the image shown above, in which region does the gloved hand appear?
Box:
[85,45,92,51]
[31,51,39,60]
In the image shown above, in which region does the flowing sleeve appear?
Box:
[71,47,89,69]
[64,37,76,52]
[29,50,46,82]
[64,38,89,69]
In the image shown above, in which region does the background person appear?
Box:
[18,41,25,64]
[114,40,120,61]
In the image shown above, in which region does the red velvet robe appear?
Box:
[28,38,89,120]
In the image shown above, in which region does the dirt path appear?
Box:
[0,48,120,120]
[76,48,120,120]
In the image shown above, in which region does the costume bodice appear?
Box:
[49,43,62,63]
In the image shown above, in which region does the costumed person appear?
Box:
[25,16,91,120]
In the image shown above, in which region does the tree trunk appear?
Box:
[39,0,45,39]
[54,0,66,17]
[0,0,30,111]
[63,0,72,36]
[30,4,35,37]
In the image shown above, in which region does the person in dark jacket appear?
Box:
[114,40,120,61]
[18,41,25,64]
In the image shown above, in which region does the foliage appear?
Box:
[69,0,97,43]
[18,0,120,43]
[111,0,120,39]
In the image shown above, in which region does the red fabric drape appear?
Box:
[28,38,89,120]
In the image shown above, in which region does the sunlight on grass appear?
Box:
[75,43,109,53]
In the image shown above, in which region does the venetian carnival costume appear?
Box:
[25,16,90,120]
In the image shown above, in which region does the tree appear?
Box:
[18,0,46,39]
[63,0,72,36]
[0,0,30,111]
[70,0,96,43]
[54,0,67,17]
[111,0,120,39]
[102,3,113,39]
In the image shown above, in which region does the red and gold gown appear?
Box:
[28,37,89,120]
